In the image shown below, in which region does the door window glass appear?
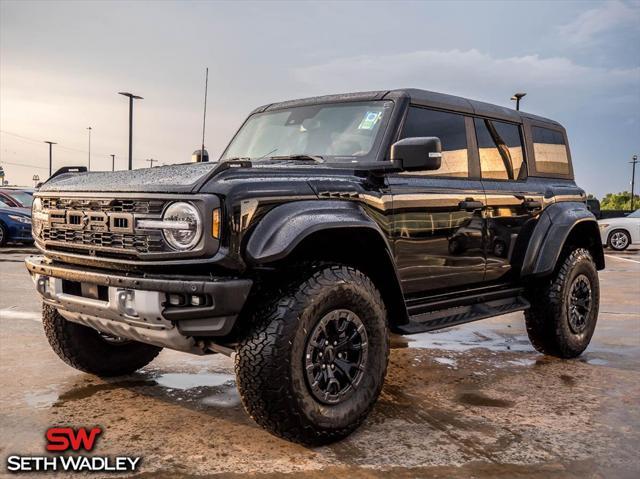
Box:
[532,126,570,175]
[474,118,525,180]
[401,107,468,177]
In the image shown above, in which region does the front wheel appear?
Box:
[524,248,599,358]
[42,304,162,376]
[235,265,389,445]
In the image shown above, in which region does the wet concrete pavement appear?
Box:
[1,247,639,478]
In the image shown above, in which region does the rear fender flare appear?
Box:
[521,201,604,277]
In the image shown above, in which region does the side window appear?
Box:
[474,118,525,180]
[532,126,569,175]
[401,106,468,177]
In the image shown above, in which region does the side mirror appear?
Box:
[390,137,442,171]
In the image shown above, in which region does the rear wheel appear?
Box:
[608,229,630,251]
[0,223,7,246]
[42,304,162,377]
[524,248,599,358]
[235,265,389,445]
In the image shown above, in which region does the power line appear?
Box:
[0,160,49,170]
[1,129,148,165]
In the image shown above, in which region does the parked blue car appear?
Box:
[0,198,32,246]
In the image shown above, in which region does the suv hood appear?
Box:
[37,160,365,194]
[38,162,219,194]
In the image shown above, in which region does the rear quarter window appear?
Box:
[532,126,570,175]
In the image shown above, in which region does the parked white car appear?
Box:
[599,210,640,251]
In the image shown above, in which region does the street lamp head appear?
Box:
[510,92,527,101]
[634,154,638,161]
[118,92,144,100]
[44,141,57,145]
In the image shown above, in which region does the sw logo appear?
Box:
[5,426,141,473]
[46,427,102,452]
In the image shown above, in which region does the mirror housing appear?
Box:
[390,137,442,171]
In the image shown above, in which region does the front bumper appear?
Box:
[25,255,252,354]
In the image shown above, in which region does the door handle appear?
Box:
[459,200,484,211]
[522,199,542,210]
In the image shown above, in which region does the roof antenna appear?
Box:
[194,67,210,162]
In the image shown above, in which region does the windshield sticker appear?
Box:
[358,112,382,130]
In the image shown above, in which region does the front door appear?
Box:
[389,106,486,296]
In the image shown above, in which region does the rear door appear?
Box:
[389,106,486,296]
[473,117,545,283]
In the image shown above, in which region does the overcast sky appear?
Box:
[1,0,639,197]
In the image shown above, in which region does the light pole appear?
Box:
[118,92,143,170]
[110,154,115,171]
[44,141,57,177]
[87,126,92,170]
[631,154,638,211]
[510,92,527,111]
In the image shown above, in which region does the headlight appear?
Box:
[31,198,44,236]
[8,214,31,224]
[160,202,202,251]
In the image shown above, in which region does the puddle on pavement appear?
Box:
[202,387,241,408]
[395,328,535,353]
[154,372,234,390]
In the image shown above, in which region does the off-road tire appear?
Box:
[42,304,162,376]
[524,248,599,358]
[607,229,631,251]
[235,265,389,446]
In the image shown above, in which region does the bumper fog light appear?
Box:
[190,295,203,306]
[168,294,184,306]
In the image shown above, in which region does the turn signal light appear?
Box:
[212,208,221,239]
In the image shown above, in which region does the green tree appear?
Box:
[600,191,640,211]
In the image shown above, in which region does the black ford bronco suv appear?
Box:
[26,89,604,445]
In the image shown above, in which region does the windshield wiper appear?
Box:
[268,154,324,163]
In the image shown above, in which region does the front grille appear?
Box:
[36,196,169,258]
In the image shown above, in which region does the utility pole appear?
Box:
[631,154,638,211]
[44,141,57,177]
[510,92,526,111]
[118,92,143,170]
[145,158,156,168]
[110,154,116,171]
[87,126,92,170]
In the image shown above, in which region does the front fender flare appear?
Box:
[521,201,604,277]
[245,200,390,264]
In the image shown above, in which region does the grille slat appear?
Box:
[39,197,168,257]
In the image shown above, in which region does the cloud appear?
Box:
[557,0,640,44]
[292,49,640,116]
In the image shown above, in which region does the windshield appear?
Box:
[222,101,393,162]
[1,190,33,207]
[628,209,640,218]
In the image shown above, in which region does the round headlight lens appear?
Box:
[162,202,202,251]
